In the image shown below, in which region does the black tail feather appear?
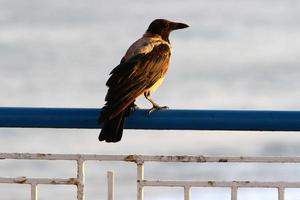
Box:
[99,101,136,143]
[98,109,126,143]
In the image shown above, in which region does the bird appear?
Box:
[98,19,189,143]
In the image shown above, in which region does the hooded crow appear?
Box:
[98,19,189,142]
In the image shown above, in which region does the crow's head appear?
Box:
[146,19,189,42]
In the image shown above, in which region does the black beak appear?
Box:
[171,22,189,30]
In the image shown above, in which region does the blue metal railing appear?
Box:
[0,107,300,131]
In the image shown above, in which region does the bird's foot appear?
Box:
[130,103,140,112]
[133,103,140,109]
[125,103,140,116]
[148,105,169,115]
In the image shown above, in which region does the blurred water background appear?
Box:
[1,0,300,199]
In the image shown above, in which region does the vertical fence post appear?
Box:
[231,186,237,200]
[278,187,284,200]
[31,184,38,200]
[137,161,144,200]
[107,171,114,200]
[77,158,85,200]
[184,186,191,200]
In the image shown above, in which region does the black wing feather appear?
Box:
[101,43,171,121]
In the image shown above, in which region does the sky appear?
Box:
[1,0,300,199]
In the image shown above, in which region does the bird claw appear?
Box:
[148,105,169,115]
[130,104,140,112]
[133,104,140,110]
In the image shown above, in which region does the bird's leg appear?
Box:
[144,91,168,114]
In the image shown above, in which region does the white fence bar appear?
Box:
[1,153,300,200]
[278,187,285,200]
[137,162,144,200]
[184,186,191,200]
[231,186,237,200]
[0,177,78,185]
[77,158,85,200]
[107,171,114,200]
[2,153,300,163]
[31,184,38,200]
[141,180,300,188]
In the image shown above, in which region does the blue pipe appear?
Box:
[0,107,300,131]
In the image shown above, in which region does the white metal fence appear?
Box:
[1,153,300,200]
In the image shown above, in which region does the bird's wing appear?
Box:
[101,43,171,121]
